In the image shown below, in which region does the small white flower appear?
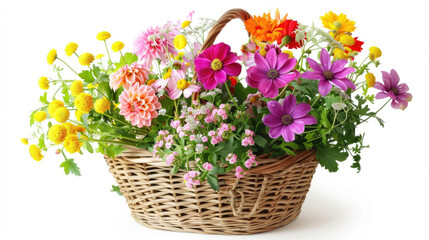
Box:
[195,144,204,153]
[159,109,166,115]
[332,102,347,111]
[157,89,165,97]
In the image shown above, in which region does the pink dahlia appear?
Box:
[134,26,177,66]
[246,48,297,98]
[302,48,356,96]
[374,69,412,110]
[109,62,151,91]
[166,70,200,99]
[194,42,242,90]
[119,83,161,128]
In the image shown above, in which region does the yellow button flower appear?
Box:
[74,93,93,113]
[365,73,376,88]
[181,20,191,28]
[48,100,65,117]
[48,124,67,144]
[173,35,187,50]
[70,80,83,97]
[79,53,95,66]
[54,107,70,123]
[112,41,125,52]
[339,34,355,46]
[63,122,77,136]
[64,135,83,154]
[47,49,57,65]
[96,31,111,41]
[21,138,29,145]
[65,42,78,57]
[38,76,49,90]
[34,111,47,122]
[282,50,294,58]
[29,144,43,161]
[94,97,110,113]
[369,46,382,60]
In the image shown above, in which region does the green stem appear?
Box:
[57,57,79,77]
[224,82,238,108]
[119,50,126,65]
[361,99,390,123]
[104,40,112,69]
[311,95,321,108]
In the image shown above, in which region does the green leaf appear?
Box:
[83,141,93,153]
[38,134,46,151]
[39,92,48,105]
[207,174,219,191]
[316,145,349,172]
[111,185,123,196]
[78,70,95,83]
[254,135,267,147]
[321,108,332,128]
[114,52,138,71]
[60,159,81,176]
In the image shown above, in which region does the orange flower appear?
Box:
[245,13,284,43]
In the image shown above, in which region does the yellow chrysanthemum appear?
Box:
[175,52,185,61]
[63,135,83,154]
[63,122,78,136]
[70,80,84,97]
[34,111,47,122]
[48,124,67,144]
[47,49,57,65]
[95,54,104,59]
[173,35,187,50]
[79,53,95,66]
[65,42,78,57]
[87,83,99,89]
[320,11,356,37]
[75,110,83,121]
[54,107,70,123]
[181,20,191,28]
[369,46,382,61]
[29,144,43,161]
[282,50,294,58]
[94,98,110,114]
[48,100,65,117]
[365,73,376,88]
[21,138,28,145]
[38,76,49,90]
[112,41,124,52]
[96,31,111,41]
[74,93,93,113]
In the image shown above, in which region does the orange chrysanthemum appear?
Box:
[245,13,284,43]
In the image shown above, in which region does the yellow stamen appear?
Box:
[211,59,222,71]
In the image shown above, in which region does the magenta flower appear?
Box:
[374,69,412,110]
[194,42,242,90]
[302,48,356,96]
[262,95,317,142]
[246,49,297,98]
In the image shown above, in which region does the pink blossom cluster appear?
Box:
[166,151,178,165]
[241,129,255,147]
[226,153,238,164]
[153,130,174,158]
[183,171,200,188]
[244,150,258,169]
[235,166,246,178]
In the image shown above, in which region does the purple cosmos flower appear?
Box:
[246,48,297,98]
[373,69,412,110]
[302,48,356,96]
[262,94,317,142]
[194,42,242,90]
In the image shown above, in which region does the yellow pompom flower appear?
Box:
[96,31,111,41]
[47,49,57,65]
[173,35,187,50]
[365,73,376,88]
[70,80,84,97]
[369,46,382,61]
[29,144,44,161]
[48,124,67,144]
[94,98,110,113]
[112,41,124,52]
[75,110,83,121]
[63,122,78,136]
[282,50,294,58]
[95,54,104,59]
[338,34,355,46]
[79,53,95,66]
[54,107,70,123]
[21,138,29,145]
[65,42,78,57]
[74,93,93,113]
[38,76,50,90]
[48,100,65,117]
[75,125,86,133]
[63,135,83,154]
[182,20,191,28]
[34,111,47,122]
[333,48,350,60]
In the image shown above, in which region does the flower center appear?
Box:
[391,88,399,95]
[267,69,279,79]
[333,21,342,28]
[177,79,189,90]
[281,114,294,126]
[323,70,334,80]
[211,59,222,71]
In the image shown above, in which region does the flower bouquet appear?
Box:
[24,8,412,234]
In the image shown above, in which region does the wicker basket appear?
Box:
[104,9,319,235]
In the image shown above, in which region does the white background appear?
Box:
[1,0,429,239]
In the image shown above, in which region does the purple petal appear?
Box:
[320,48,331,71]
[222,62,242,76]
[276,73,296,86]
[278,58,297,74]
[333,67,355,78]
[281,125,295,142]
[264,87,280,99]
[254,52,270,72]
[297,115,317,125]
[381,71,392,90]
[283,94,297,115]
[397,93,412,102]
[214,70,227,84]
[276,52,289,69]
[267,100,284,117]
[265,49,277,69]
[306,58,324,73]
[375,92,389,99]
[302,71,325,81]
[390,69,400,87]
[246,75,259,89]
[373,82,386,91]
[397,83,409,93]
[289,121,305,134]
[391,99,408,110]
[222,52,239,65]
[291,103,311,118]
[340,78,356,90]
[269,125,283,139]
[330,79,348,91]
[262,114,282,127]
[331,59,348,73]
[318,79,333,96]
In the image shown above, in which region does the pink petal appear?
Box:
[302,71,325,81]
[262,114,282,127]
[265,49,277,69]
[331,59,348,73]
[222,62,242,76]
[333,67,355,78]
[289,121,305,134]
[318,79,332,96]
[278,58,297,74]
[381,71,392,90]
[282,94,297,115]
[197,67,214,80]
[375,92,389,99]
[276,52,289,69]
[281,125,295,142]
[306,58,323,73]
[291,103,311,118]
[330,79,348,91]
[397,83,409,93]
[214,70,227,84]
[269,125,283,139]
[390,69,400,87]
[267,101,284,118]
[373,82,386,91]
[254,52,270,72]
[320,48,331,71]
[297,115,317,125]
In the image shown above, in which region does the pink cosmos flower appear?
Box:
[134,26,177,66]
[246,48,297,98]
[109,63,151,91]
[373,69,412,110]
[119,83,161,127]
[194,42,242,90]
[263,94,317,142]
[302,48,356,96]
[166,70,200,99]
